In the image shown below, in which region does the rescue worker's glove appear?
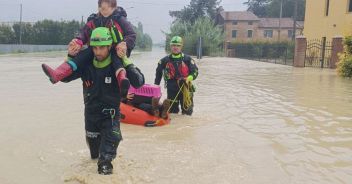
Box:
[183,75,193,86]
[177,75,192,87]
[180,76,196,92]
[186,75,193,83]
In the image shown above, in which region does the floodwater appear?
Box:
[0,48,351,184]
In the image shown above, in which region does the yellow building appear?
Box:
[304,0,352,40]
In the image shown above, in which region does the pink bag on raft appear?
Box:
[128,84,161,98]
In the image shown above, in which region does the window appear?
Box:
[288,30,293,38]
[349,0,352,12]
[247,30,253,38]
[325,0,330,16]
[248,21,253,25]
[232,21,238,25]
[232,30,237,38]
[264,30,273,38]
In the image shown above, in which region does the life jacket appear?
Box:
[163,54,190,80]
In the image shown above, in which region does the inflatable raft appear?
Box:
[120,102,170,127]
[120,84,170,127]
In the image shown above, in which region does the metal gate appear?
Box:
[305,37,332,68]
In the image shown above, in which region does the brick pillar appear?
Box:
[330,36,344,69]
[294,36,307,67]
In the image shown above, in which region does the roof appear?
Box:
[220,11,260,21]
[219,11,304,28]
[259,18,304,29]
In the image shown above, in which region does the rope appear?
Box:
[166,81,193,113]
[182,82,193,111]
[167,83,184,113]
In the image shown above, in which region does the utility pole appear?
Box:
[19,3,22,44]
[278,0,283,41]
[292,0,298,41]
[197,37,202,60]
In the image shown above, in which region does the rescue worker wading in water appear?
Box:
[154,36,199,115]
[62,27,126,175]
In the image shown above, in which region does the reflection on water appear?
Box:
[0,48,351,184]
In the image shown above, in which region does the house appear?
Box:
[217,11,304,42]
[304,0,352,40]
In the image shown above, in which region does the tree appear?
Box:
[167,0,224,56]
[59,20,81,45]
[244,0,306,20]
[166,17,224,56]
[169,0,221,23]
[0,24,16,44]
[28,20,81,45]
[0,20,150,47]
[12,23,35,44]
[244,0,270,18]
[133,22,153,51]
[32,20,62,44]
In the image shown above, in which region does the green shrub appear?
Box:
[337,36,352,77]
[165,17,224,56]
[337,55,352,77]
[344,36,352,55]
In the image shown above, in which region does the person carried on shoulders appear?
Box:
[41,0,144,98]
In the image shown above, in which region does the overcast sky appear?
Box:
[0,0,247,43]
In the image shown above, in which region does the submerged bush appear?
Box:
[337,36,352,78]
[344,36,352,54]
[337,55,352,77]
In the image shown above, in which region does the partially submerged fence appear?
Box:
[226,42,294,66]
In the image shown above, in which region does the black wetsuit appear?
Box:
[63,56,122,163]
[154,53,198,115]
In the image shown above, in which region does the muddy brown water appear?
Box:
[0,48,351,184]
